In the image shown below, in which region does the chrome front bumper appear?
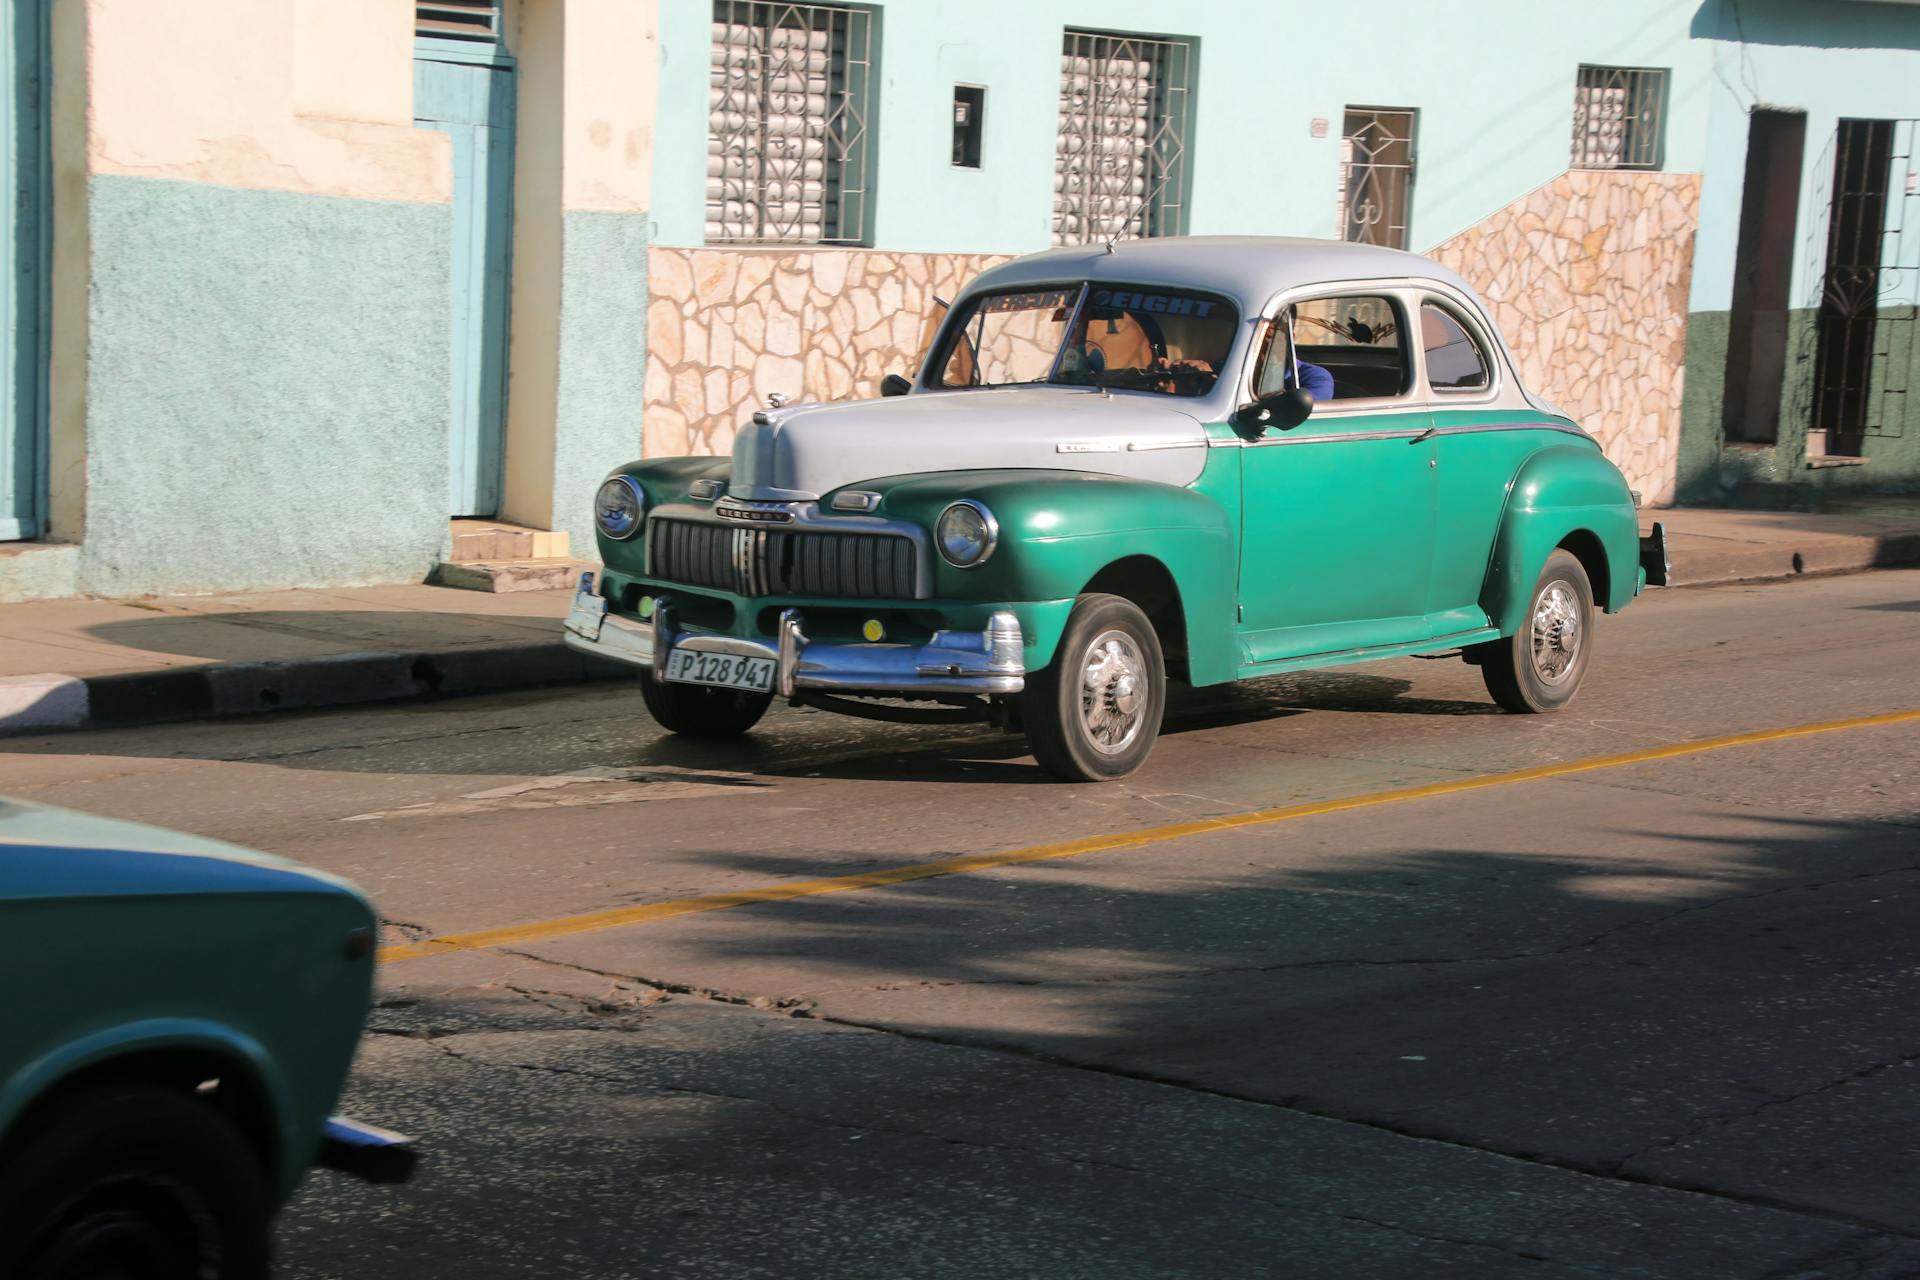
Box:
[562,573,1026,696]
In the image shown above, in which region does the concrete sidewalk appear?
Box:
[3,505,1917,737]
[0,581,626,736]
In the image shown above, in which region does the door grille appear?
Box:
[649,518,919,599]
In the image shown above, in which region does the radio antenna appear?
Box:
[1102,171,1159,254]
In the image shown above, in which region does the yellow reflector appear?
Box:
[861,618,886,643]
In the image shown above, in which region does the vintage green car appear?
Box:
[568,237,1667,781]
[0,799,411,1277]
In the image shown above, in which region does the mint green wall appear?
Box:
[1678,0,1920,500]
[1689,0,1920,313]
[655,0,1708,255]
[71,176,452,596]
[548,208,651,555]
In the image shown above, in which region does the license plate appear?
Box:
[662,647,775,693]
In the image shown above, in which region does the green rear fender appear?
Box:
[875,470,1239,680]
[1481,445,1641,634]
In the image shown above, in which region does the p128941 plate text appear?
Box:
[663,649,776,693]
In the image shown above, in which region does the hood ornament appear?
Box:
[766,392,790,409]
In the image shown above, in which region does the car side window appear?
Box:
[1420,302,1491,391]
[1255,295,1411,402]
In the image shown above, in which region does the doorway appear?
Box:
[415,44,516,518]
[1811,118,1905,459]
[1722,109,1805,446]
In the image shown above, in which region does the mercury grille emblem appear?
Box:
[715,497,795,524]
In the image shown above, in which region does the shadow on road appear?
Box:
[295,806,1920,1277]
[1,667,1501,780]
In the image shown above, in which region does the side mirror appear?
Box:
[879,373,913,398]
[1230,388,1313,440]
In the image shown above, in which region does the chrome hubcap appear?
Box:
[1530,580,1582,684]
[1080,629,1149,755]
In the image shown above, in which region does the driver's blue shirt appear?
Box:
[1289,361,1335,401]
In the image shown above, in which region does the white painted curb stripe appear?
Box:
[0,674,90,733]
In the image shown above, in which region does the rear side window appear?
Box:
[1420,302,1491,391]
[1255,295,1411,401]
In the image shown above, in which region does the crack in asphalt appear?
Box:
[1612,1048,1920,1178]
[461,949,1920,1251]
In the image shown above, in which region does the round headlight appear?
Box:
[595,476,644,540]
[936,500,997,568]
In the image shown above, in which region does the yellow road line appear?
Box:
[378,707,1920,965]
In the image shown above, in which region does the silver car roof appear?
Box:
[961,236,1484,315]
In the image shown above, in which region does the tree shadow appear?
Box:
[553,807,1920,1234]
[294,807,1920,1275]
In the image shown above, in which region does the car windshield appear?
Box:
[936,283,1238,397]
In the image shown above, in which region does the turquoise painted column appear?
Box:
[0,0,46,542]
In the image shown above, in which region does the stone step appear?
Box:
[429,559,593,594]
[448,520,570,563]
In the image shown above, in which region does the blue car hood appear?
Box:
[0,798,366,902]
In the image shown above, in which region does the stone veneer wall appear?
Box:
[645,248,1009,458]
[1428,169,1702,504]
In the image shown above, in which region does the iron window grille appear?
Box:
[1571,65,1666,170]
[1053,29,1194,246]
[707,1,873,245]
[415,1,500,42]
[1338,108,1416,250]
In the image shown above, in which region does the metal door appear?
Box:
[1,0,45,541]
[1809,118,1915,457]
[415,53,515,518]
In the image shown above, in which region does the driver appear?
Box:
[1059,310,1215,394]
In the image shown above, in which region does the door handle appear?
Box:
[1410,426,1437,443]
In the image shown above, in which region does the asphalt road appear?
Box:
[6,570,1920,1279]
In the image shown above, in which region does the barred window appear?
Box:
[1053,29,1194,246]
[1338,108,1416,250]
[1571,65,1667,170]
[415,1,500,42]
[708,2,873,244]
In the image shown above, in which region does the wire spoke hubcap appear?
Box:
[1530,581,1582,684]
[1079,630,1149,754]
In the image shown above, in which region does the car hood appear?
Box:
[0,797,367,902]
[728,388,1212,500]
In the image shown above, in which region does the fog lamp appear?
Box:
[861,618,887,643]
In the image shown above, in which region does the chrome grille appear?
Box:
[649,518,919,599]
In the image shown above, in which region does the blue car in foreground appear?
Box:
[0,799,412,1278]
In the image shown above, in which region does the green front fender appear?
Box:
[1481,445,1641,635]
[874,470,1240,680]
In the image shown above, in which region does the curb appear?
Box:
[1664,529,1920,587]
[0,642,631,739]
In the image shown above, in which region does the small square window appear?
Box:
[952,86,985,168]
[1572,65,1667,170]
